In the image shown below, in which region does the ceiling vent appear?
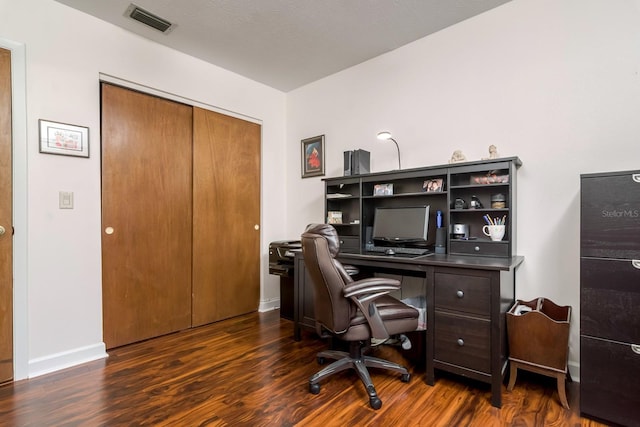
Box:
[125,4,175,34]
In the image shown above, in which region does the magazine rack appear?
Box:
[506,297,571,409]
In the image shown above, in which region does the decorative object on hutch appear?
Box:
[580,170,640,426]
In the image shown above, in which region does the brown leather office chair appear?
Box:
[301,223,419,409]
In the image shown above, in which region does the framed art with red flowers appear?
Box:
[301,135,325,178]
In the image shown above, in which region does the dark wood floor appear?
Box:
[0,310,605,426]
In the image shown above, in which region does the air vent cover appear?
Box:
[125,4,174,34]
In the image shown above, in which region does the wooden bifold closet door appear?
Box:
[101,84,261,349]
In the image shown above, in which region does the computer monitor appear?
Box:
[372,205,430,245]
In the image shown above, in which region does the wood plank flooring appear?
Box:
[0,310,606,426]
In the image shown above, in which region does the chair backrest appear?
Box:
[301,224,355,334]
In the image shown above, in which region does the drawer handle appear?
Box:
[456,290,464,298]
[457,338,464,346]
[632,344,640,355]
[474,246,480,252]
[633,174,640,183]
[632,260,640,270]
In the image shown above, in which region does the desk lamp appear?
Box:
[377,131,401,170]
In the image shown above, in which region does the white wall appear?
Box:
[1,0,287,378]
[287,0,640,378]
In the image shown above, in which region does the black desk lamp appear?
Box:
[377,131,401,170]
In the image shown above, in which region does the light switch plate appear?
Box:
[59,191,74,209]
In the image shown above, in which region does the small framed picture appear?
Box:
[39,119,90,158]
[301,135,325,178]
[423,178,444,192]
[373,183,394,196]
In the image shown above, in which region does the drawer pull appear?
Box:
[632,260,640,270]
[632,344,640,355]
[457,338,464,346]
[456,290,464,298]
[474,246,480,252]
[633,174,640,183]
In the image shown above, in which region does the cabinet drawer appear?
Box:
[581,172,640,259]
[450,240,509,257]
[580,335,640,426]
[435,312,491,373]
[338,236,359,253]
[435,271,491,316]
[581,258,640,343]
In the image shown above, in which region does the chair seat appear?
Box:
[342,295,419,341]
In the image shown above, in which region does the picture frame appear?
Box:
[39,119,90,158]
[423,178,444,192]
[301,135,325,178]
[373,183,394,196]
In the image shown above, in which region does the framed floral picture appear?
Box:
[301,135,325,178]
[39,119,90,158]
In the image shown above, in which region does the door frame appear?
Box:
[0,38,28,380]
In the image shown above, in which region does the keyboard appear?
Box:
[366,246,430,256]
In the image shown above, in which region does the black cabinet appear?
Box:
[580,170,640,426]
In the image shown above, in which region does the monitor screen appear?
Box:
[372,205,430,243]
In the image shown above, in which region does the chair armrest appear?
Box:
[343,277,401,340]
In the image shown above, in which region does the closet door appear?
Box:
[101,83,193,349]
[192,108,261,326]
[0,47,13,382]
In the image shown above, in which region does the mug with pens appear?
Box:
[482,215,506,241]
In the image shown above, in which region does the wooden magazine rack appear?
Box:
[506,298,571,409]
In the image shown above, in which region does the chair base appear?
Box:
[308,341,411,410]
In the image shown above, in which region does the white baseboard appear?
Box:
[567,361,580,382]
[259,298,280,313]
[28,343,108,378]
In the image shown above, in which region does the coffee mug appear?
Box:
[482,224,505,241]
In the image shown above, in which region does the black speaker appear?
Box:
[435,228,446,254]
[365,226,373,250]
[343,151,353,176]
[352,149,370,175]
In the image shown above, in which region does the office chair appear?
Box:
[301,223,419,409]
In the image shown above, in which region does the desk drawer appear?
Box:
[450,240,509,257]
[435,311,491,373]
[434,271,491,316]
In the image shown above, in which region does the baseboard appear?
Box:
[28,342,108,378]
[567,361,580,382]
[258,297,280,313]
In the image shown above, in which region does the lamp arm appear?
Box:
[389,138,401,170]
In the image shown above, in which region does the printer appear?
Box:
[268,240,301,321]
[268,240,301,277]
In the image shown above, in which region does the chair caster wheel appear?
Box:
[316,356,325,365]
[401,373,411,383]
[309,383,320,394]
[369,396,382,410]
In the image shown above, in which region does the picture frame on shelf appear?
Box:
[373,183,394,196]
[423,178,444,192]
[301,135,325,178]
[39,119,90,158]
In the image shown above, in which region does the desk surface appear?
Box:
[337,252,524,272]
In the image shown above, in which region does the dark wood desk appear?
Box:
[293,251,524,408]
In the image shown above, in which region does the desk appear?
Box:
[293,251,524,408]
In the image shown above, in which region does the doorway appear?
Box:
[0,47,13,383]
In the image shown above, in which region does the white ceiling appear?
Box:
[55,0,512,92]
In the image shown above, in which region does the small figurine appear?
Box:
[449,150,466,163]
[482,144,499,160]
